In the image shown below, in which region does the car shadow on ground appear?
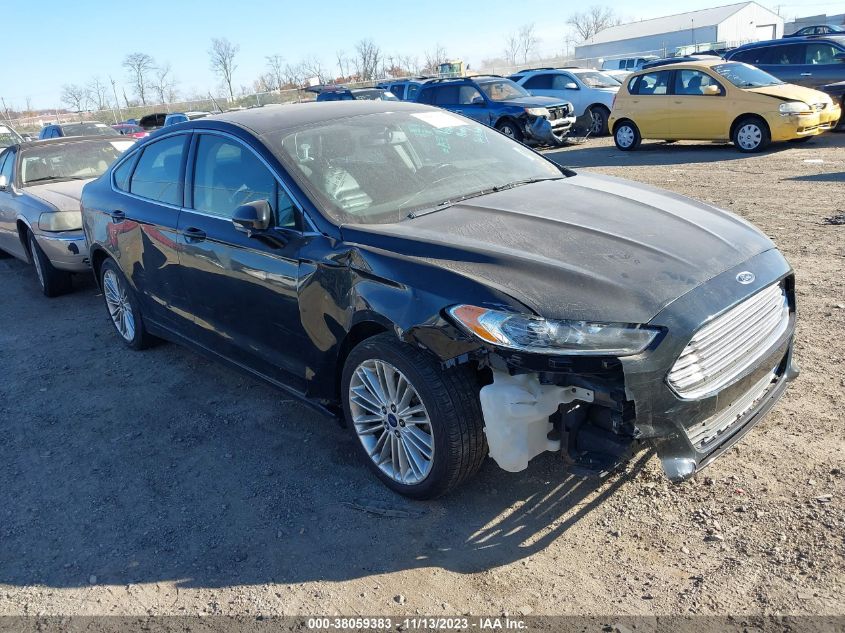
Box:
[0,259,649,589]
[786,172,845,183]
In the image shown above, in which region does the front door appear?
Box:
[668,69,729,139]
[177,132,309,390]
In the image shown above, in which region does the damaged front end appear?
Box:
[524,104,576,146]
[450,251,799,482]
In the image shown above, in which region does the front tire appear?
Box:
[28,233,72,297]
[496,119,523,143]
[614,120,641,151]
[588,105,610,136]
[342,333,487,499]
[733,117,770,153]
[100,258,153,350]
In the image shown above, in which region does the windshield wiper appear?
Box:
[407,177,564,219]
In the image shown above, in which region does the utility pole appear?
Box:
[109,77,124,122]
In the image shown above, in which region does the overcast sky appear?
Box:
[1,0,835,110]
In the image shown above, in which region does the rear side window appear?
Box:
[763,44,804,65]
[431,86,461,105]
[523,74,554,89]
[631,71,670,95]
[388,84,405,98]
[129,134,187,206]
[113,155,135,191]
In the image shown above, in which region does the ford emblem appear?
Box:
[736,271,755,285]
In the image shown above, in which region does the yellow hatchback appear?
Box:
[609,58,841,152]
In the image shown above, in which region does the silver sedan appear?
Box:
[0,136,134,296]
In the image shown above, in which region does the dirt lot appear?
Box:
[1,133,843,621]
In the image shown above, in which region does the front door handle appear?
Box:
[800,72,812,76]
[108,209,125,223]
[183,227,207,242]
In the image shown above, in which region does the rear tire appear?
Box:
[28,233,72,297]
[99,258,154,350]
[588,105,610,136]
[732,116,770,153]
[496,119,523,143]
[341,333,487,499]
[614,120,641,151]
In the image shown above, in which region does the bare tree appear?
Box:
[354,39,381,81]
[335,50,350,80]
[567,6,619,42]
[152,63,177,104]
[60,84,90,112]
[209,37,239,102]
[283,62,304,87]
[422,44,448,75]
[265,54,285,91]
[518,24,539,62]
[122,52,155,105]
[504,34,521,65]
[25,96,33,116]
[87,77,109,110]
[301,57,330,84]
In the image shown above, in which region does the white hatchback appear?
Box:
[510,68,619,135]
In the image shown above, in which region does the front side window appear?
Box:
[631,71,670,95]
[805,43,841,64]
[0,150,15,184]
[270,110,563,225]
[574,71,617,88]
[458,86,484,104]
[192,135,276,220]
[552,74,577,90]
[673,70,724,95]
[129,134,187,205]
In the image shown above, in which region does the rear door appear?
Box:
[627,70,672,138]
[177,131,310,389]
[118,132,191,330]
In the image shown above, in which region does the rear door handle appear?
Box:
[800,72,812,76]
[108,209,125,223]
[183,227,206,242]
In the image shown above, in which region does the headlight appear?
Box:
[447,305,659,356]
[779,101,809,114]
[38,211,82,232]
[525,107,550,118]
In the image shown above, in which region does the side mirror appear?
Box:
[232,199,271,234]
[0,175,7,191]
[703,84,721,95]
[471,96,485,105]
[564,82,579,90]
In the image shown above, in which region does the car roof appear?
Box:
[735,35,845,49]
[199,101,438,136]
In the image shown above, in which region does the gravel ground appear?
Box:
[1,132,843,620]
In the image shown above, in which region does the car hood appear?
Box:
[342,173,775,324]
[23,179,92,211]
[746,83,832,103]
[499,96,571,108]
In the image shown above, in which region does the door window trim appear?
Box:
[110,130,191,211]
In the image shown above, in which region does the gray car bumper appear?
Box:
[34,231,90,272]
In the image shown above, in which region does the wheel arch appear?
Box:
[89,245,111,289]
[730,113,770,139]
[612,117,636,134]
[16,219,33,255]
[333,318,393,415]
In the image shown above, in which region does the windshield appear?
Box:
[0,125,23,148]
[269,110,564,225]
[712,62,784,88]
[575,70,619,89]
[20,139,133,185]
[353,89,400,101]
[477,79,531,101]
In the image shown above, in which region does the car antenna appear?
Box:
[208,93,224,114]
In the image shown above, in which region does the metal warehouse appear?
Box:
[574,1,784,62]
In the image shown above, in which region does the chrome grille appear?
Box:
[668,283,789,399]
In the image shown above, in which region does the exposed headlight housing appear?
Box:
[779,101,810,114]
[525,107,550,118]
[38,210,82,232]
[447,305,659,356]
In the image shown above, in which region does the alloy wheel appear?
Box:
[103,269,136,342]
[737,124,762,150]
[500,124,516,138]
[349,359,434,485]
[590,110,605,134]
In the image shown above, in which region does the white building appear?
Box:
[574,2,784,62]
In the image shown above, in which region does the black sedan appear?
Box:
[81,102,798,498]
